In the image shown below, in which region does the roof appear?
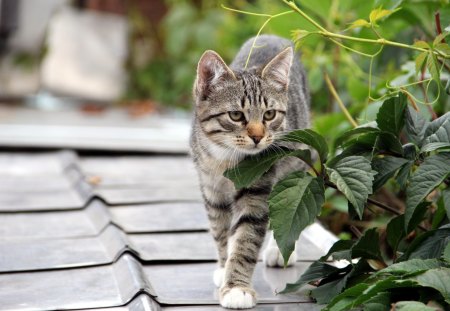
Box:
[0,106,335,310]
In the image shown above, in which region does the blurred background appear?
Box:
[0,0,448,237]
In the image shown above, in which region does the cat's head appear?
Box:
[193,47,293,156]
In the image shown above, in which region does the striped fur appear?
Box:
[190,35,310,309]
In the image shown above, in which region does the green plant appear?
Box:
[225,94,450,309]
[223,1,450,308]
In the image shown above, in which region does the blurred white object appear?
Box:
[41,7,128,101]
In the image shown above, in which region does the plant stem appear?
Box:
[282,0,450,59]
[324,73,358,127]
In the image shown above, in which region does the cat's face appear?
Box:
[194,48,293,156]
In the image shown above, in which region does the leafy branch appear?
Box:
[283,0,450,59]
[224,94,450,309]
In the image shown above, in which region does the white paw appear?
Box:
[220,287,256,309]
[263,246,297,267]
[213,268,225,287]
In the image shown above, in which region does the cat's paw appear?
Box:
[213,267,225,287]
[220,286,256,309]
[263,246,297,267]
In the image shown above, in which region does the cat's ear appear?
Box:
[195,50,236,100]
[262,47,293,91]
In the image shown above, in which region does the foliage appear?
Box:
[221,2,450,308]
[225,93,450,309]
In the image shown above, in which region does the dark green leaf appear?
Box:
[281,129,328,163]
[373,258,442,276]
[319,239,355,262]
[406,202,428,233]
[387,214,406,251]
[326,276,417,311]
[327,143,373,167]
[281,261,341,293]
[325,283,369,311]
[413,268,450,303]
[396,160,413,189]
[224,147,312,189]
[343,131,404,155]
[392,301,437,311]
[311,277,348,304]
[431,199,448,230]
[423,112,450,145]
[372,156,409,191]
[405,153,450,229]
[364,292,391,311]
[376,94,407,137]
[269,171,325,265]
[400,225,450,261]
[334,125,380,148]
[327,156,375,219]
[351,228,383,261]
[420,142,450,153]
[405,106,428,146]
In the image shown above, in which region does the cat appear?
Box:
[190,34,310,309]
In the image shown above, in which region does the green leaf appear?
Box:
[405,153,450,229]
[351,228,383,261]
[426,51,441,86]
[347,18,371,30]
[327,156,375,219]
[433,32,450,46]
[369,7,399,24]
[281,261,341,293]
[374,258,442,276]
[405,105,428,146]
[376,94,407,136]
[392,301,437,311]
[326,277,417,311]
[292,29,312,46]
[372,156,409,191]
[443,242,450,261]
[420,142,450,153]
[334,125,380,148]
[413,40,430,49]
[415,52,428,74]
[364,292,391,311]
[311,277,348,304]
[319,239,355,262]
[281,129,328,163]
[435,42,450,55]
[423,112,450,145]
[269,171,325,265]
[396,160,413,189]
[387,214,406,251]
[413,268,450,303]
[224,147,312,189]
[400,225,450,261]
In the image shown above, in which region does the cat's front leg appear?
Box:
[202,191,232,287]
[220,187,270,309]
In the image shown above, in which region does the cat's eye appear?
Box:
[229,111,245,122]
[263,110,276,121]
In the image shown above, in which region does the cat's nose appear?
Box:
[250,135,263,144]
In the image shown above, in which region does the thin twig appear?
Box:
[324,73,358,127]
[435,12,445,43]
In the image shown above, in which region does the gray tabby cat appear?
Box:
[190,34,310,309]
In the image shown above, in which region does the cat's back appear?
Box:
[231,34,310,130]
